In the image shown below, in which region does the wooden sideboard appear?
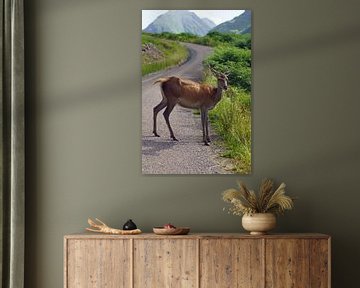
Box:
[64,233,330,288]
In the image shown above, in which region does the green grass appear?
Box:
[142,34,189,76]
[205,74,252,174]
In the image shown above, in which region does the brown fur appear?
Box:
[152,75,227,145]
[154,77,217,109]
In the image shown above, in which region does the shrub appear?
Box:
[204,46,251,92]
[205,74,251,173]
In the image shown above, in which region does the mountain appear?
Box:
[143,10,214,36]
[210,10,251,34]
[241,26,251,34]
[201,18,216,29]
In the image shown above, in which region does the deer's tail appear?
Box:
[153,77,170,85]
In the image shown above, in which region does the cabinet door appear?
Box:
[266,239,310,288]
[309,239,330,288]
[66,239,131,288]
[200,239,264,288]
[134,239,198,288]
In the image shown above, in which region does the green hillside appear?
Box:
[211,10,251,34]
[142,34,188,75]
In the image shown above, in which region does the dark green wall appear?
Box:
[25,0,360,287]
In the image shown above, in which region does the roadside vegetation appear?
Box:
[154,31,251,50]
[204,73,251,173]
[202,35,251,173]
[142,31,252,173]
[142,33,189,75]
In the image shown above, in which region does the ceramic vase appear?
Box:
[242,213,276,235]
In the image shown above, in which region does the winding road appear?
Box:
[142,43,230,174]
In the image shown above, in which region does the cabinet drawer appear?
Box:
[134,239,198,288]
[200,239,264,288]
[265,239,329,288]
[65,239,131,288]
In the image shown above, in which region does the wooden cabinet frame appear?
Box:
[64,233,330,288]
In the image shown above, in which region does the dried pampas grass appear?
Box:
[222,179,295,216]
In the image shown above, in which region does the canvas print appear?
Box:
[142,10,252,174]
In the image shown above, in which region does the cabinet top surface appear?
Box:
[64,232,330,240]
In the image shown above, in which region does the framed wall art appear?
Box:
[141,10,252,174]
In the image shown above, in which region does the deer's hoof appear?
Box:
[153,132,160,137]
[171,137,179,141]
[204,142,210,146]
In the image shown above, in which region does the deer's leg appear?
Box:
[153,99,167,137]
[200,109,206,143]
[205,110,211,143]
[163,103,178,141]
[201,108,209,146]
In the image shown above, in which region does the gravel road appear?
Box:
[142,43,230,174]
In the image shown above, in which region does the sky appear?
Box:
[142,10,245,29]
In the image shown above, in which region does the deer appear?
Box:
[152,69,228,146]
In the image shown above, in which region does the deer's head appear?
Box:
[217,73,228,91]
[210,67,229,91]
